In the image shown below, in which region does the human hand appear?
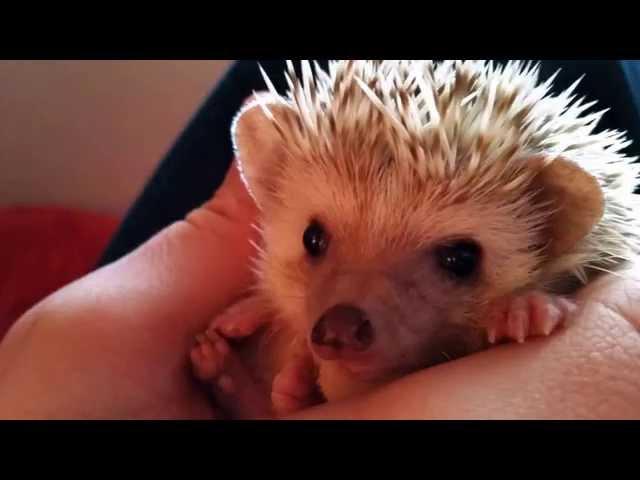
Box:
[0,161,259,419]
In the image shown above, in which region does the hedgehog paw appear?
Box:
[211,294,270,340]
[485,291,576,345]
[190,329,273,419]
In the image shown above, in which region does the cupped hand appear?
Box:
[0,161,259,419]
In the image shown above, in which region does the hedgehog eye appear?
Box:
[303,220,329,258]
[435,240,481,279]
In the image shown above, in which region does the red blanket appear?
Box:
[0,206,119,340]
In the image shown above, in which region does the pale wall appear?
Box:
[0,60,232,216]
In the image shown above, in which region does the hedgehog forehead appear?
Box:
[281,135,538,227]
[282,157,538,258]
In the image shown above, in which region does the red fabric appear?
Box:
[0,206,120,340]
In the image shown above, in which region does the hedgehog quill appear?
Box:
[190,60,640,418]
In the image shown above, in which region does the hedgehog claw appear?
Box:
[485,291,574,345]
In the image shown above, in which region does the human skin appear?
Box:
[0,161,639,419]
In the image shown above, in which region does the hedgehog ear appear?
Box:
[231,92,289,208]
[530,155,605,257]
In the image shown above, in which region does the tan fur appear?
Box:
[230,60,640,401]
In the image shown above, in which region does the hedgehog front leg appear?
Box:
[191,295,321,418]
[191,331,321,419]
[484,291,577,344]
[190,295,275,419]
[191,328,274,419]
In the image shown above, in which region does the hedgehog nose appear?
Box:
[310,304,374,360]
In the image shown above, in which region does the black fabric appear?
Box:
[97,60,640,268]
[537,60,640,157]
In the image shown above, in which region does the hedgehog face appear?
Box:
[256,161,545,379]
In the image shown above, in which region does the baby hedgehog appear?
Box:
[190,60,640,419]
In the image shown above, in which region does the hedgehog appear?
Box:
[190,60,640,419]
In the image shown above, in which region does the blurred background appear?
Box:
[0,60,232,215]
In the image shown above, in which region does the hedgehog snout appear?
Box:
[310,304,375,360]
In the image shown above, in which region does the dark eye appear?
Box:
[435,240,481,279]
[303,220,329,258]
